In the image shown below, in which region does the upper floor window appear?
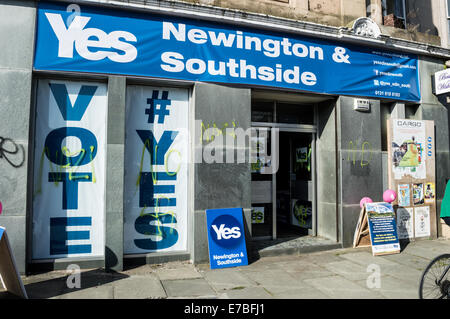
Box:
[382,0,406,29]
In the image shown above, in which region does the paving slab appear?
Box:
[269,286,331,299]
[355,275,419,299]
[299,251,348,265]
[339,251,400,267]
[58,285,114,299]
[201,268,256,291]
[238,268,302,288]
[322,260,371,281]
[113,275,166,299]
[162,278,217,298]
[402,244,450,260]
[304,275,385,299]
[154,262,203,281]
[378,252,430,271]
[222,286,272,299]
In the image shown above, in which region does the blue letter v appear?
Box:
[49,83,98,121]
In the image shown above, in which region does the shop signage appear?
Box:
[32,79,107,259]
[34,1,420,102]
[205,208,248,269]
[433,68,450,95]
[366,203,400,256]
[123,86,189,254]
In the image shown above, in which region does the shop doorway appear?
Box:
[251,128,316,240]
[276,132,313,237]
[250,94,318,240]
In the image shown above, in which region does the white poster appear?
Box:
[396,207,413,239]
[414,206,431,238]
[32,80,107,259]
[392,120,426,180]
[124,86,188,254]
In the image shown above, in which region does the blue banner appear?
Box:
[205,208,248,269]
[34,1,420,102]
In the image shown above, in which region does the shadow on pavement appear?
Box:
[0,269,129,299]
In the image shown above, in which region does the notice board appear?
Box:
[0,227,28,298]
[353,202,401,256]
[387,119,436,239]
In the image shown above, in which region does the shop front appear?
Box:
[17,0,449,273]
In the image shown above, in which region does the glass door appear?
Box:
[251,127,274,239]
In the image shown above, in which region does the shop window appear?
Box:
[382,0,406,29]
[276,102,314,125]
[252,101,274,122]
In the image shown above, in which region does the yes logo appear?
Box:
[210,215,242,248]
[45,13,137,63]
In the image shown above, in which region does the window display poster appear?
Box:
[398,184,410,207]
[366,203,400,256]
[396,207,414,239]
[251,207,265,224]
[291,200,312,228]
[414,206,431,238]
[123,86,189,254]
[32,79,107,259]
[391,120,426,180]
[424,182,435,204]
[413,183,425,206]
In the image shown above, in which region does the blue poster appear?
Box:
[34,1,420,102]
[205,208,248,269]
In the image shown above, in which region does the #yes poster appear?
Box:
[123,86,189,254]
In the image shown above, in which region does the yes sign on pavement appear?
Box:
[205,208,248,269]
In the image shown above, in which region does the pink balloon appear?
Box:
[360,197,373,208]
[383,189,397,203]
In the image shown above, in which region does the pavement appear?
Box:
[1,238,449,299]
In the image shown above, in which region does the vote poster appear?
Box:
[206,208,248,269]
[366,203,400,256]
[32,79,107,259]
[123,86,189,254]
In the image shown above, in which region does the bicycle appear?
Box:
[419,254,450,299]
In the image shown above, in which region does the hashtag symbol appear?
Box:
[145,90,171,124]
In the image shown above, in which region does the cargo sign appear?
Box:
[205,208,248,269]
[34,1,420,102]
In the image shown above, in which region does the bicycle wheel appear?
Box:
[419,254,450,299]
